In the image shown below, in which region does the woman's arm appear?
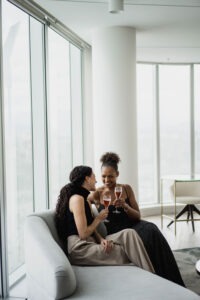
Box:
[124,184,141,220]
[69,194,108,240]
[87,190,101,208]
[115,184,141,221]
[87,200,113,253]
[93,229,103,243]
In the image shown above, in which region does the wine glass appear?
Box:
[113,186,122,214]
[103,194,111,222]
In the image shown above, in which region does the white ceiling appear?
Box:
[34,0,200,62]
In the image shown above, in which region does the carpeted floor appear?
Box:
[173,247,200,295]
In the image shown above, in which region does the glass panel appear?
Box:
[29,17,47,211]
[47,29,72,208]
[137,64,156,204]
[194,64,200,175]
[2,0,33,282]
[159,65,190,179]
[70,44,83,166]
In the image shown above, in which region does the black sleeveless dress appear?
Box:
[65,186,93,238]
[98,188,185,287]
[56,186,93,242]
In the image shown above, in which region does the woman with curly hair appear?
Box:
[88,153,185,286]
[55,165,154,271]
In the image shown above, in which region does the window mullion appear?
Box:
[154,64,161,203]
[0,0,9,294]
[190,64,195,177]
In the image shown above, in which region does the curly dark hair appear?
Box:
[100,152,121,172]
[55,165,92,241]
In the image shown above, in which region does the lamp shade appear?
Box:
[108,0,124,13]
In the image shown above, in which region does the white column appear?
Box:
[92,26,138,194]
[82,47,94,168]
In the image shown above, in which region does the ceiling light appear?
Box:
[108,0,124,14]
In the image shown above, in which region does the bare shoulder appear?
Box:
[123,184,136,199]
[87,187,104,204]
[87,188,102,207]
[96,186,105,194]
[70,194,84,201]
[69,194,84,208]
[123,184,134,192]
[122,183,130,193]
[92,186,105,197]
[123,184,139,210]
[88,189,100,200]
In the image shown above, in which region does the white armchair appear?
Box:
[167,180,200,233]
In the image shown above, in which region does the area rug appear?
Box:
[173,247,200,295]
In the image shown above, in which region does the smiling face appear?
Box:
[89,172,97,191]
[85,172,96,191]
[101,166,119,189]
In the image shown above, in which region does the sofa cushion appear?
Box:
[70,265,200,300]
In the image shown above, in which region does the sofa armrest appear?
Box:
[25,216,76,300]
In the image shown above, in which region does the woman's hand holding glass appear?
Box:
[97,209,109,222]
[114,198,126,208]
[102,194,111,222]
[113,186,123,214]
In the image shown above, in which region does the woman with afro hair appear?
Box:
[88,152,185,287]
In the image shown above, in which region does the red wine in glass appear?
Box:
[113,186,122,214]
[115,191,121,199]
[104,199,110,208]
[103,194,111,222]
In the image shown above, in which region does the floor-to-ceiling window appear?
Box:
[70,44,83,167]
[1,0,85,296]
[159,65,190,177]
[47,28,72,207]
[2,0,34,285]
[47,29,83,208]
[137,63,200,205]
[137,64,156,203]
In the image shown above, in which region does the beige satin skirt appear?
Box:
[67,228,154,273]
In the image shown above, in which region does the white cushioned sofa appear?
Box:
[24,210,200,300]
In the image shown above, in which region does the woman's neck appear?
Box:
[82,183,90,192]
